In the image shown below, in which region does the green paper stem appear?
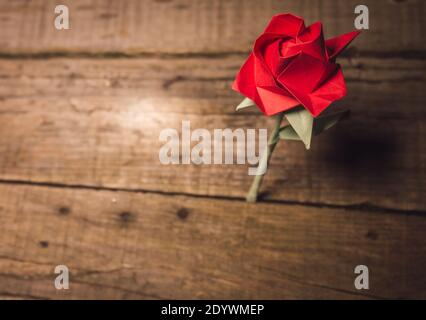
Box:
[246,111,284,203]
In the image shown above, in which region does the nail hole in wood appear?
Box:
[177,208,190,220]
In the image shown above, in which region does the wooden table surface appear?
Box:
[0,0,425,299]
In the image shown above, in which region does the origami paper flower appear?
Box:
[233,13,360,202]
[233,13,360,117]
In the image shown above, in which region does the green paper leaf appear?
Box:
[284,107,314,149]
[236,97,256,111]
[313,110,350,136]
[279,125,301,141]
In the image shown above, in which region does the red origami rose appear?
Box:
[233,13,360,117]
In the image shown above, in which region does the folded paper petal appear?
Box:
[303,67,347,117]
[256,86,299,116]
[258,35,288,77]
[278,53,347,116]
[264,14,305,37]
[253,35,279,88]
[311,67,347,103]
[232,53,264,111]
[281,22,327,61]
[278,52,327,94]
[326,30,361,60]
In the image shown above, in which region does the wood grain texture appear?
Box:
[0,57,424,211]
[0,0,425,300]
[0,0,425,55]
[0,183,425,299]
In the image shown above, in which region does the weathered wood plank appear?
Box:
[0,56,425,116]
[0,57,425,211]
[0,183,425,299]
[0,0,424,55]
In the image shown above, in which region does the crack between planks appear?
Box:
[0,50,425,60]
[256,265,387,300]
[0,255,167,299]
[0,254,386,300]
[0,291,49,300]
[0,179,424,216]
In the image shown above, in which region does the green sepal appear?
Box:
[279,125,301,141]
[313,110,350,135]
[236,97,256,111]
[283,107,313,149]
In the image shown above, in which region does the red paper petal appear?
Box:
[281,22,327,61]
[263,13,305,37]
[257,86,300,116]
[278,52,328,94]
[232,53,265,111]
[326,30,361,60]
[277,53,347,116]
[308,67,347,116]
